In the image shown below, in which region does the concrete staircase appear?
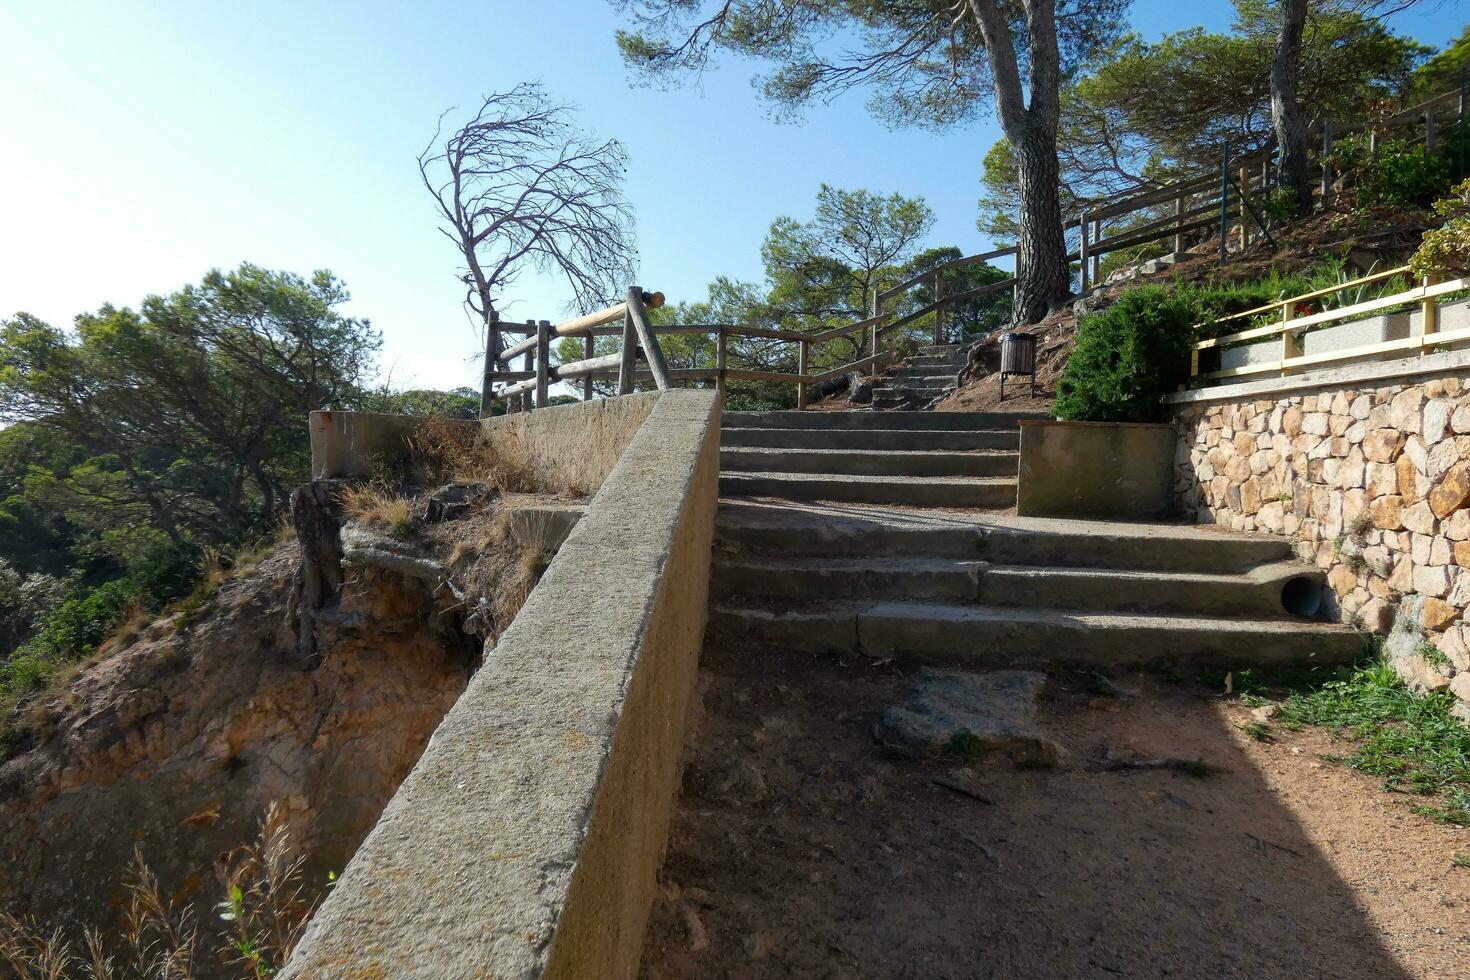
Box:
[720,410,1042,509]
[871,344,967,410]
[713,410,1362,670]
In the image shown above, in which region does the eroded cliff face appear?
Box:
[0,482,486,937]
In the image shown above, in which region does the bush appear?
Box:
[1330,134,1455,210]
[1054,286,1197,423]
[1411,178,1470,280]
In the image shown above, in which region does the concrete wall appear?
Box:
[280,390,721,979]
[309,410,468,480]
[1168,349,1470,721]
[309,393,662,491]
[480,392,661,494]
[1017,420,1175,519]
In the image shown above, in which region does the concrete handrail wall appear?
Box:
[283,390,721,979]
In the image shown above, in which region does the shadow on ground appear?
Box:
[640,635,1468,979]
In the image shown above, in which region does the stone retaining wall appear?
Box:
[282,390,721,978]
[1170,353,1470,720]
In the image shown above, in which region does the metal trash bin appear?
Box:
[999,332,1037,400]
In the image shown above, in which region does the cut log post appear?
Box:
[582,334,594,400]
[535,320,550,408]
[1427,108,1438,154]
[626,286,672,391]
[480,311,500,418]
[933,271,946,345]
[796,339,810,409]
[618,309,636,395]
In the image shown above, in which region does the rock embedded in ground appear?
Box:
[873,667,1062,766]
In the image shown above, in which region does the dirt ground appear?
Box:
[641,636,1470,979]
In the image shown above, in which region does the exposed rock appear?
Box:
[421,481,490,522]
[873,668,1062,767]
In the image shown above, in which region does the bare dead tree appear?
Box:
[418,82,637,374]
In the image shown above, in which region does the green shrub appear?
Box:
[1330,134,1455,210]
[1054,286,1197,423]
[1411,178,1470,280]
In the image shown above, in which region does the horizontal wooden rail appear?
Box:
[1190,269,1470,385]
[1201,265,1414,337]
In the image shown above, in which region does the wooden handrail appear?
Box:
[1200,265,1413,333]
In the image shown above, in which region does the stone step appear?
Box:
[714,557,1323,617]
[882,371,960,383]
[720,472,1017,508]
[723,411,1045,431]
[872,386,952,399]
[710,601,1362,668]
[721,427,1020,452]
[720,447,1018,478]
[715,503,1295,573]
[715,557,982,603]
[917,345,963,356]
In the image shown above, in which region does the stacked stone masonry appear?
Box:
[1174,375,1470,720]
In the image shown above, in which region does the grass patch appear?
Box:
[1239,721,1275,742]
[340,484,414,537]
[1276,657,1470,822]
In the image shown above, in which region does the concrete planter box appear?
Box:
[1219,339,1281,373]
[1301,312,1409,359]
[1017,419,1175,519]
[1410,297,1470,336]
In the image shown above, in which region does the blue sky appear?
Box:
[0,0,1462,392]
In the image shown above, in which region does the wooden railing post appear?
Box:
[1427,108,1439,154]
[1078,213,1090,292]
[716,326,727,398]
[1281,299,1301,376]
[518,319,534,413]
[869,287,881,357]
[1238,164,1249,250]
[582,333,594,401]
[486,313,500,414]
[618,308,636,395]
[1422,276,1439,348]
[1321,120,1334,207]
[796,338,810,409]
[1173,194,1185,254]
[932,271,946,345]
[626,286,672,391]
[534,319,550,408]
[1091,218,1101,284]
[1219,142,1230,266]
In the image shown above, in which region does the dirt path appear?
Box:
[640,639,1470,979]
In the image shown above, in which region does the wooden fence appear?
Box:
[482,85,1467,412]
[878,86,1468,347]
[1189,265,1470,385]
[482,286,901,413]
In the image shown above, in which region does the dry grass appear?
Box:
[409,417,536,492]
[492,517,558,634]
[0,802,316,979]
[340,484,414,537]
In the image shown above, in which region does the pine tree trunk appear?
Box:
[1013,119,1070,324]
[1271,0,1311,214]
